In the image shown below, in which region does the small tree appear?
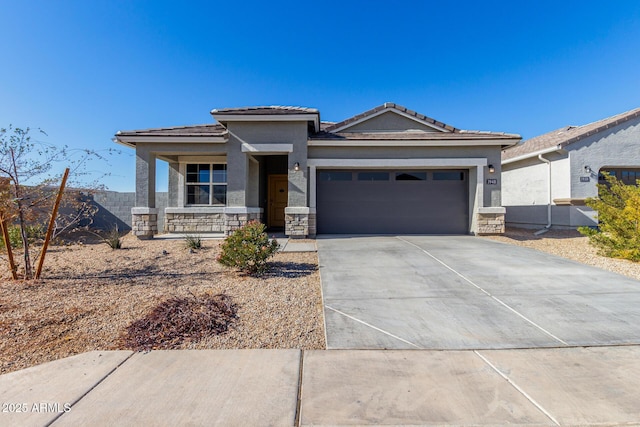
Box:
[578,173,640,261]
[0,125,112,279]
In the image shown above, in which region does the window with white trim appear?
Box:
[186,164,227,205]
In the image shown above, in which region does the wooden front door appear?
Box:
[268,175,288,228]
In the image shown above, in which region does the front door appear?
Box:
[268,174,288,228]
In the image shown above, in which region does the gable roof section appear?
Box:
[324,102,458,133]
[503,107,640,163]
[115,124,228,147]
[211,105,320,132]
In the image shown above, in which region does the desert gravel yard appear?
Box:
[482,228,640,281]
[2,227,640,375]
[0,234,325,374]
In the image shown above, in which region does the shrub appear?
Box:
[120,293,237,351]
[104,226,122,249]
[578,173,640,261]
[0,224,45,249]
[185,234,202,250]
[217,221,279,275]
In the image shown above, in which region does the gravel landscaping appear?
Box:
[2,227,640,376]
[483,227,640,281]
[0,233,325,374]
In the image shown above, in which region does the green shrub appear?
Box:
[0,224,45,249]
[104,226,122,249]
[217,221,279,275]
[185,234,202,250]
[578,173,640,261]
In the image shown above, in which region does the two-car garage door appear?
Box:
[317,169,469,234]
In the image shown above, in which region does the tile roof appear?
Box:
[503,107,640,161]
[211,106,319,115]
[116,123,227,137]
[319,121,336,131]
[323,102,458,132]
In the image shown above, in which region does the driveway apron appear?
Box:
[317,235,640,349]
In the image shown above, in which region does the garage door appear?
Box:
[317,169,469,234]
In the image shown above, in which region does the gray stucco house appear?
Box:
[114,103,520,238]
[502,107,640,229]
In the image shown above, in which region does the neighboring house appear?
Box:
[114,103,520,238]
[502,107,640,229]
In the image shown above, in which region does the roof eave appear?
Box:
[502,146,562,165]
[308,137,520,147]
[112,136,135,149]
[114,135,228,145]
[211,112,320,132]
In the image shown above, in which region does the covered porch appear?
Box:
[115,123,313,239]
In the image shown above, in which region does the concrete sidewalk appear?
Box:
[2,347,640,426]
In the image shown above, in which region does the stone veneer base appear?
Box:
[285,208,316,238]
[476,212,506,235]
[133,207,263,238]
[131,208,158,239]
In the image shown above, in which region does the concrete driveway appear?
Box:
[317,235,640,349]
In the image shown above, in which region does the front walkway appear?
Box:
[2,347,640,426]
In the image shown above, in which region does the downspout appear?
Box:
[534,154,552,235]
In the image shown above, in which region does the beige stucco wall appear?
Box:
[502,151,570,206]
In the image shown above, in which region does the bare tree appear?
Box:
[0,125,114,279]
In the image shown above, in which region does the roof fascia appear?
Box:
[502,146,562,165]
[329,108,451,133]
[115,135,228,145]
[211,113,320,132]
[112,137,135,149]
[308,138,519,147]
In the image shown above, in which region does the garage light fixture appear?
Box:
[584,165,592,174]
[294,162,300,171]
[488,164,495,173]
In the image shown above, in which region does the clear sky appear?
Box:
[1,1,639,192]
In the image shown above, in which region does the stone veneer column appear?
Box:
[285,207,314,238]
[476,207,506,235]
[132,207,159,239]
[223,207,263,236]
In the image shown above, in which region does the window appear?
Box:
[396,172,427,181]
[600,168,640,186]
[357,172,389,181]
[319,171,352,181]
[186,164,227,205]
[433,171,465,181]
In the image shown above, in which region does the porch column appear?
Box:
[226,147,248,207]
[132,145,158,239]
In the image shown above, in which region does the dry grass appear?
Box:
[0,233,325,374]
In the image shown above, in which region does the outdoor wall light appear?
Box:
[488,164,495,173]
[584,165,592,174]
[294,162,300,171]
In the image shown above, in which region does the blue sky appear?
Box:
[1,1,639,191]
